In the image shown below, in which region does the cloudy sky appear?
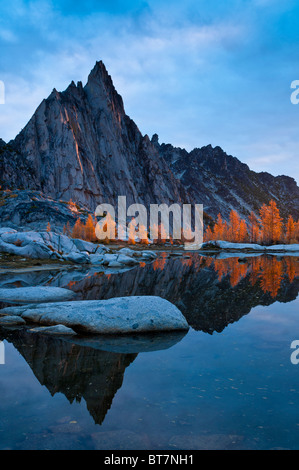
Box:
[0,0,299,182]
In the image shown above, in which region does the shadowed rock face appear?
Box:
[0,328,137,425]
[0,62,188,211]
[1,62,299,222]
[0,190,90,232]
[157,140,299,221]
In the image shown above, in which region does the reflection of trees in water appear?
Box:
[0,255,298,428]
[208,256,299,298]
[0,329,136,425]
[65,254,299,334]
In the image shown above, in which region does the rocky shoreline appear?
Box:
[201,240,299,253]
[1,227,299,267]
[0,227,158,267]
[1,227,299,337]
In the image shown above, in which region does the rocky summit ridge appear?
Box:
[1,60,299,225]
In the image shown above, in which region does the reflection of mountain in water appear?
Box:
[0,255,298,427]
[0,329,136,425]
[1,255,298,334]
[0,328,186,426]
[65,255,299,334]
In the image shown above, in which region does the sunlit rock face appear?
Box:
[1,61,299,221]
[1,62,188,211]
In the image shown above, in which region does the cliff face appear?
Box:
[1,62,188,211]
[157,140,299,221]
[1,61,299,221]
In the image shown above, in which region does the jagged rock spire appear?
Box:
[85,60,125,117]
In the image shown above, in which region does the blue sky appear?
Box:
[0,0,299,182]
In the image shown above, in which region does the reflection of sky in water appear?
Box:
[0,295,299,449]
[0,255,299,449]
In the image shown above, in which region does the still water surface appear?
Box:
[0,253,299,450]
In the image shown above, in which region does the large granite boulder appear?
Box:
[0,296,189,334]
[0,316,26,326]
[29,325,77,335]
[0,286,76,303]
[72,239,98,254]
[0,230,91,263]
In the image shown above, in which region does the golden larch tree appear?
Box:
[228,210,241,242]
[286,215,295,244]
[84,214,96,242]
[204,225,214,242]
[238,219,248,243]
[260,200,283,245]
[248,212,260,243]
[72,219,84,239]
[213,214,227,240]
